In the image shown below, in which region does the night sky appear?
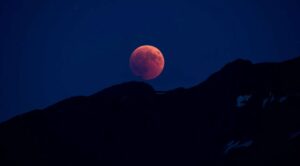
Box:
[1,0,300,122]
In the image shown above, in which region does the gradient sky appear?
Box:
[1,0,300,122]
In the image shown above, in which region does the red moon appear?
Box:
[129,45,165,80]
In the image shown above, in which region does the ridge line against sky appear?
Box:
[1,0,300,122]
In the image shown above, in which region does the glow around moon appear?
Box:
[129,45,165,80]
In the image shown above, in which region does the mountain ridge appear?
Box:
[1,56,300,166]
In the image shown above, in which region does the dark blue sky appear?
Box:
[1,0,300,122]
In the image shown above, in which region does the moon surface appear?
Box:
[129,45,165,80]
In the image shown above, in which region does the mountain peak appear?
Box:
[227,58,252,66]
[92,81,155,97]
[1,57,300,166]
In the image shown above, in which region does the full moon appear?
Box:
[129,45,165,80]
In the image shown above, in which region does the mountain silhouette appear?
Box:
[1,57,300,166]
